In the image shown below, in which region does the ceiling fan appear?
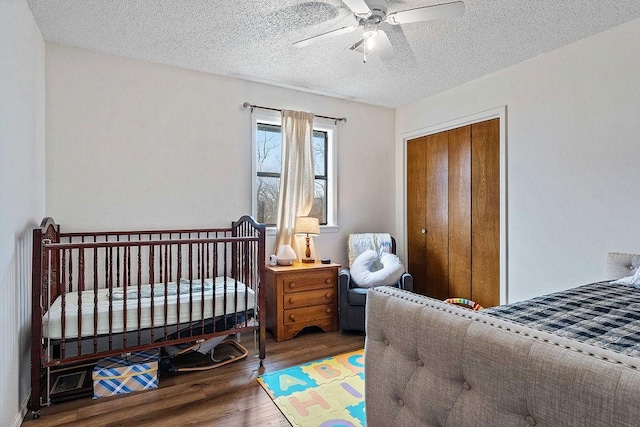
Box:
[293,0,465,62]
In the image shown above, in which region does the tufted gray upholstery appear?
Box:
[365,287,640,427]
[607,252,640,280]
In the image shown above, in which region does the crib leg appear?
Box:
[260,359,264,367]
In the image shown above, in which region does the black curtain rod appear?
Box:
[242,102,347,124]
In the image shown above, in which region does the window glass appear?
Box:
[255,122,330,227]
[256,176,280,226]
[256,124,281,174]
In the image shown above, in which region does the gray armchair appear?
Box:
[338,234,413,333]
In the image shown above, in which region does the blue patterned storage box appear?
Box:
[92,350,159,398]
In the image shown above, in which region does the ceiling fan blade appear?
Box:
[375,30,396,61]
[293,25,358,48]
[342,0,372,16]
[385,1,465,25]
[349,38,365,52]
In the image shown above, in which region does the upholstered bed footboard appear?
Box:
[365,286,640,427]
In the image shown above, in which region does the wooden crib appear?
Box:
[29,215,265,417]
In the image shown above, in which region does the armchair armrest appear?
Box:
[399,272,413,292]
[339,267,352,305]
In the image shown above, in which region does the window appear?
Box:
[252,110,337,229]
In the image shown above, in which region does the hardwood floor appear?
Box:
[22,330,365,427]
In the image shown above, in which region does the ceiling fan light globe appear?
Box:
[365,36,376,50]
[363,29,378,39]
[363,21,378,39]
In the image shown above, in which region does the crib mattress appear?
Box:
[42,277,256,339]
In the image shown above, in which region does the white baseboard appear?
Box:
[11,393,29,427]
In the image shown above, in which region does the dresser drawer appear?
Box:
[283,271,335,293]
[284,304,335,325]
[283,288,335,310]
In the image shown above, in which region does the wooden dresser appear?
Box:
[265,262,340,341]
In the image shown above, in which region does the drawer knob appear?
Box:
[289,314,296,321]
[325,278,331,285]
[289,297,295,304]
[289,282,296,289]
[325,292,331,299]
[325,308,332,314]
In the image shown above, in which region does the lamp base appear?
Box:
[301,258,315,264]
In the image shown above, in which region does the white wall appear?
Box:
[396,19,640,303]
[0,0,46,425]
[45,44,396,267]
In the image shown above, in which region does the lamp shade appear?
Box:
[295,216,320,236]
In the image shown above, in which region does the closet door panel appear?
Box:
[407,137,428,296]
[448,125,472,300]
[425,131,449,299]
[471,119,500,308]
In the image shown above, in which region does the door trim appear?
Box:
[397,106,508,304]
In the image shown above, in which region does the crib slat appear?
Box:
[222,243,228,333]
[137,243,142,346]
[206,234,210,280]
[163,243,169,340]
[150,243,156,342]
[177,243,184,339]
[199,242,205,334]
[77,247,84,356]
[60,249,67,360]
[122,245,129,349]
[93,245,99,353]
[108,245,113,351]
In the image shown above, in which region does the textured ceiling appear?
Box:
[26,0,640,108]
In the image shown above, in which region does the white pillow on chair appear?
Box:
[350,250,405,288]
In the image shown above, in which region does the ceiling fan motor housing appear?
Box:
[360,2,388,24]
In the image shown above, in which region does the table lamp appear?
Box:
[295,216,320,263]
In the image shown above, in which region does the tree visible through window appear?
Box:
[256,123,328,226]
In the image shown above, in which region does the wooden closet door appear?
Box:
[407,131,450,298]
[471,119,500,308]
[424,131,449,299]
[448,126,472,299]
[406,137,427,295]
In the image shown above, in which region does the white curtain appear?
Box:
[274,109,315,255]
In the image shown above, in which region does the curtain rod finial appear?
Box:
[242,102,252,110]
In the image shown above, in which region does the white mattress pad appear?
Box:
[42,277,255,339]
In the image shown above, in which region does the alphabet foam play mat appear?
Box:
[257,349,365,427]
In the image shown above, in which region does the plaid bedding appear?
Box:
[483,281,640,357]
